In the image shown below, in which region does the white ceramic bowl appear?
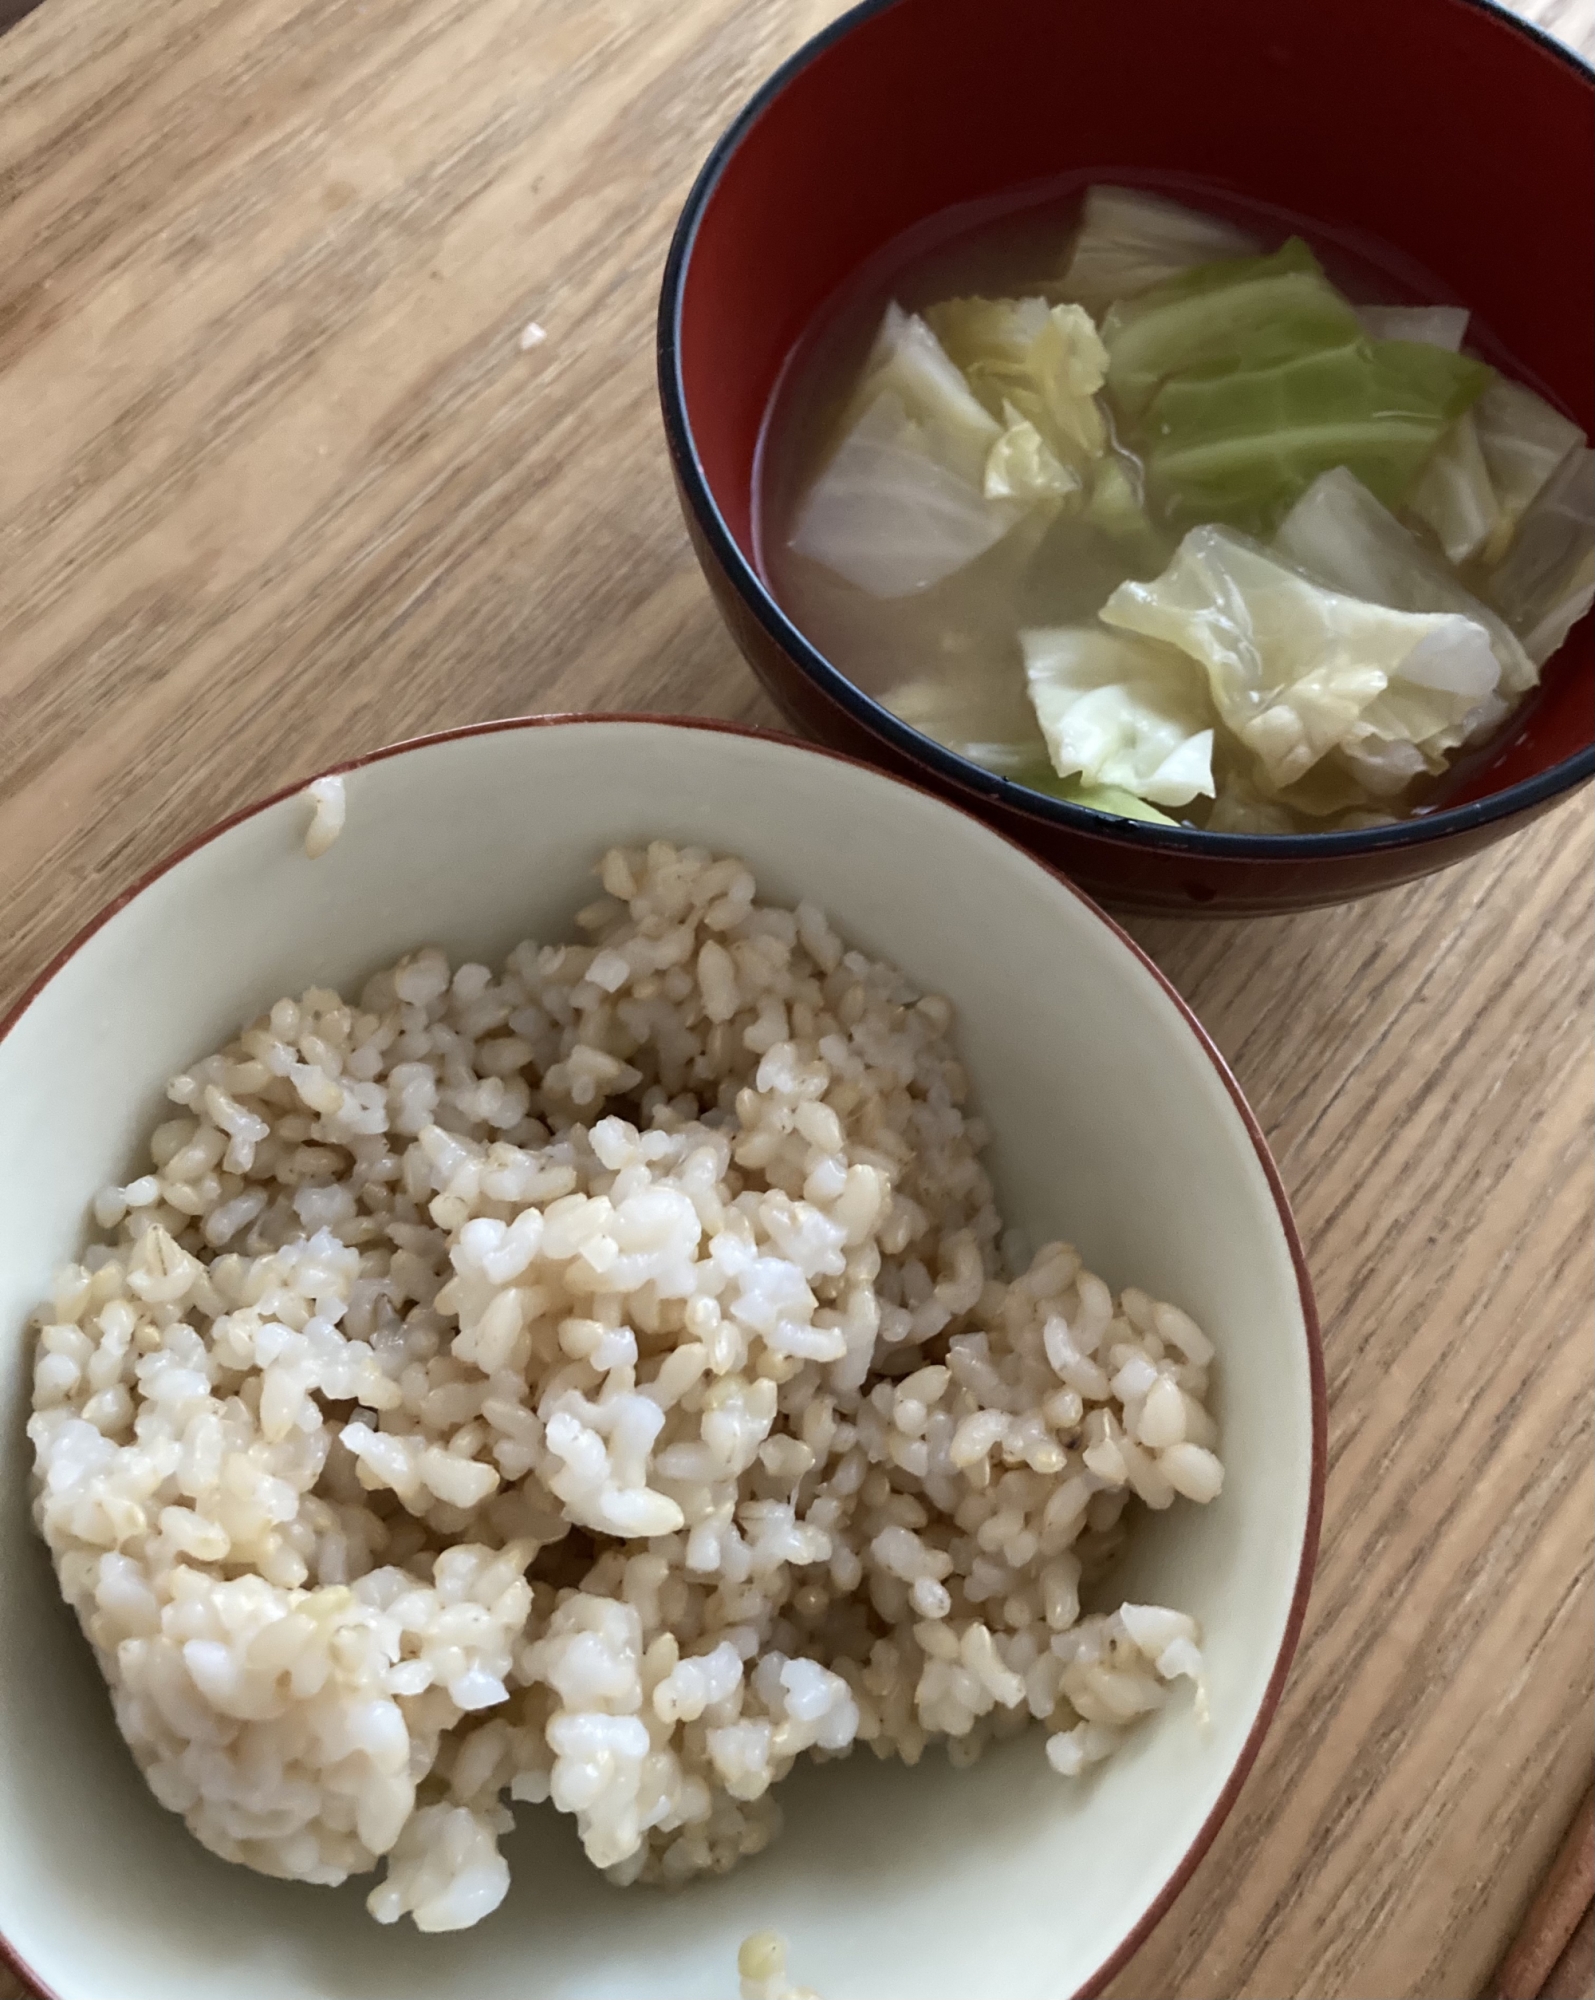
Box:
[0,718,1322,2000]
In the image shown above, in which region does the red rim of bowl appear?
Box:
[655,0,1595,863]
[0,713,1327,2000]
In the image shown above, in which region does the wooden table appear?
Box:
[1,1,1590,1995]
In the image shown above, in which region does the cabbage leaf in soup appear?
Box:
[848,299,1002,479]
[788,305,1018,596]
[1082,455,1172,571]
[1100,238,1364,418]
[983,411,1081,504]
[1101,527,1506,796]
[1355,304,1469,350]
[1469,379,1586,561]
[886,661,1052,773]
[1483,445,1595,666]
[925,296,1110,471]
[1021,625,1216,807]
[1141,337,1494,533]
[1275,467,1534,695]
[1406,411,1502,565]
[1098,239,1494,535]
[1057,185,1260,319]
[787,390,1015,597]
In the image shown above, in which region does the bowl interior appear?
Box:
[0,721,1316,2000]
[672,0,1594,796]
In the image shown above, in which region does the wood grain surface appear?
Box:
[1,1,1591,1996]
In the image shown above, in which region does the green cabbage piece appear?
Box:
[1484,445,1595,665]
[1100,237,1364,418]
[1142,337,1493,533]
[789,305,1017,596]
[1100,240,1492,534]
[1084,455,1146,531]
[926,297,1109,467]
[1082,454,1170,571]
[1058,185,1259,319]
[1101,526,1505,795]
[1021,626,1215,806]
[1276,467,1533,695]
[1472,379,1586,563]
[1013,766,1179,823]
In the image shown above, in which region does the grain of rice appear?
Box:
[26,842,1223,1933]
[739,1929,820,2000]
[302,775,347,858]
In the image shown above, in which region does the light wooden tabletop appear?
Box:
[1,1,1591,1996]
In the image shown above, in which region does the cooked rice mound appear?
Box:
[27,843,1223,1932]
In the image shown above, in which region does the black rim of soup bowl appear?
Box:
[656,0,1595,864]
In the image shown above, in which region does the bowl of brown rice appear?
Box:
[0,716,1322,2000]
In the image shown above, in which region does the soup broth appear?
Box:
[758,179,1592,834]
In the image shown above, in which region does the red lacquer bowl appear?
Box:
[658,0,1594,916]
